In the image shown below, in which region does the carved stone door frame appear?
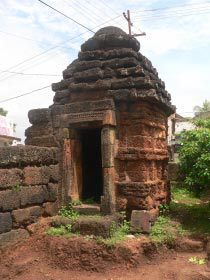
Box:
[60,107,116,214]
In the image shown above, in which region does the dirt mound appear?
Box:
[0,234,209,280]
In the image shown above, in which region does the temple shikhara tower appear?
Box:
[25,26,175,216]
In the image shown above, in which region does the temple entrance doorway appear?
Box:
[80,128,103,203]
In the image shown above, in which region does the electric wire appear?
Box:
[132,5,210,20]
[0,14,121,81]
[132,1,210,13]
[0,85,51,103]
[37,0,94,33]
[0,70,61,77]
[133,9,210,22]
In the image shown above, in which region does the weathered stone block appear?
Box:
[25,135,58,147]
[46,183,58,201]
[0,229,29,250]
[0,168,23,189]
[0,212,12,233]
[0,146,58,167]
[20,185,48,206]
[0,190,20,211]
[25,124,53,137]
[49,164,60,182]
[73,204,100,216]
[28,108,51,124]
[24,166,51,185]
[12,206,42,227]
[130,210,151,233]
[43,202,58,216]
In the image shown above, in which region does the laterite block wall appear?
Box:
[0,146,59,249]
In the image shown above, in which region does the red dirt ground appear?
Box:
[0,235,209,280]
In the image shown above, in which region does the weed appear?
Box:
[103,216,130,248]
[171,186,201,204]
[12,185,23,191]
[159,204,170,216]
[150,216,184,245]
[188,257,206,265]
[47,225,79,237]
[82,197,97,204]
[58,203,80,220]
[73,200,83,206]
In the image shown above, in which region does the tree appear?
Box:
[193,99,210,113]
[0,107,8,116]
[178,118,210,194]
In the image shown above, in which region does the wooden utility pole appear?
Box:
[123,10,146,37]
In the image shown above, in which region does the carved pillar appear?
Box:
[101,125,116,214]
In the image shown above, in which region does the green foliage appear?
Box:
[73,200,82,206]
[98,213,130,248]
[178,119,210,194]
[103,219,130,248]
[170,201,210,237]
[171,186,201,203]
[159,204,170,216]
[193,118,210,128]
[193,99,210,113]
[47,224,78,237]
[12,185,23,191]
[73,197,97,206]
[58,203,80,220]
[82,197,97,204]
[188,256,206,265]
[150,216,184,245]
[0,107,8,116]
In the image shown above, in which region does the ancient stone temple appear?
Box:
[25,26,175,216]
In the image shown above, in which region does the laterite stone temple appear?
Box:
[25,26,175,215]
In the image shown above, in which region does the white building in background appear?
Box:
[0,115,21,146]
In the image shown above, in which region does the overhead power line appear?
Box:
[0,85,51,103]
[0,70,61,77]
[132,1,210,13]
[37,0,94,33]
[133,9,210,22]
[0,14,121,82]
[132,5,210,20]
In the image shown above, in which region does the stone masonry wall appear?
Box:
[115,101,169,214]
[0,146,59,249]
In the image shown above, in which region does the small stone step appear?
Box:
[52,214,122,238]
[73,204,100,216]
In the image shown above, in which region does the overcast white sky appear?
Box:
[0,0,209,141]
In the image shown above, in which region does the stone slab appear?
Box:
[0,168,23,189]
[73,204,100,215]
[0,190,20,211]
[0,212,12,234]
[0,146,58,167]
[130,210,152,233]
[0,229,29,251]
[12,206,42,227]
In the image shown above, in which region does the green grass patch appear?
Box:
[96,216,130,248]
[47,225,80,238]
[170,201,210,237]
[171,186,201,204]
[170,185,210,237]
[150,216,184,245]
[58,204,80,220]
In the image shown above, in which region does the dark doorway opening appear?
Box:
[81,128,103,203]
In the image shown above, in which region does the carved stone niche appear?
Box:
[60,99,117,214]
